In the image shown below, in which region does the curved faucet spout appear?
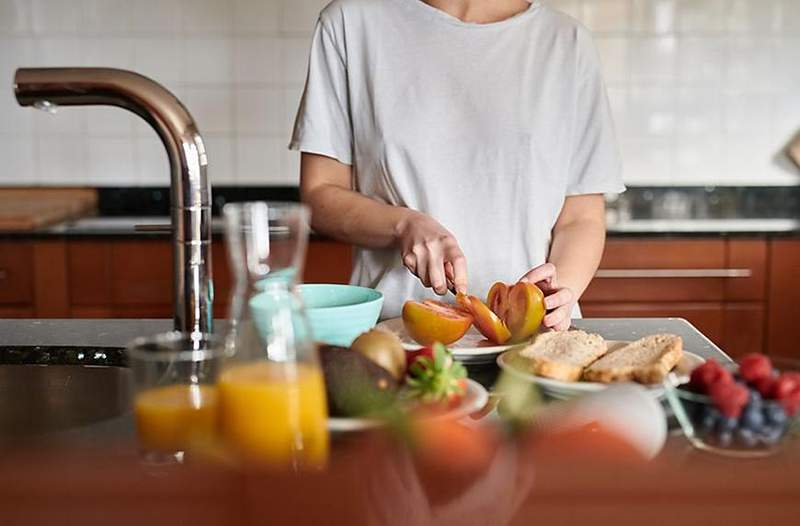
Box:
[14,67,213,334]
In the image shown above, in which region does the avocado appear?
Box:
[318,345,399,417]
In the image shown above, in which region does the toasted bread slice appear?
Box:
[518,330,608,382]
[583,334,683,384]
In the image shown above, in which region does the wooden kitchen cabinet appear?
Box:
[766,239,800,358]
[582,238,768,357]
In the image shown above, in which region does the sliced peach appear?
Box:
[505,282,545,343]
[457,293,511,345]
[402,300,473,346]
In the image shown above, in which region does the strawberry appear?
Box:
[771,373,800,400]
[689,359,733,394]
[406,343,467,408]
[780,389,800,417]
[739,353,773,384]
[709,381,749,419]
[406,346,435,373]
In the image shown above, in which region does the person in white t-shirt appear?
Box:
[290,0,624,328]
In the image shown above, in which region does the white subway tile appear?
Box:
[235,37,281,84]
[86,107,135,137]
[280,0,327,34]
[82,0,131,34]
[282,37,310,85]
[676,36,725,87]
[619,138,673,184]
[676,0,726,34]
[0,37,32,92]
[38,135,87,184]
[82,38,134,68]
[133,37,182,86]
[632,0,676,34]
[182,0,232,34]
[676,88,722,135]
[236,136,281,183]
[675,134,722,182]
[34,37,84,66]
[181,37,233,84]
[630,36,677,84]
[724,135,781,182]
[728,0,781,34]
[0,91,33,134]
[31,0,82,35]
[235,87,285,134]
[626,87,676,137]
[33,106,86,135]
[88,137,136,185]
[280,148,301,185]
[131,0,182,35]
[0,0,30,34]
[771,38,800,89]
[135,135,169,185]
[724,90,774,135]
[184,86,233,134]
[782,0,800,35]
[581,0,631,33]
[594,37,629,84]
[234,0,280,34]
[772,92,800,146]
[725,37,774,90]
[0,134,35,183]
[203,134,235,183]
[546,0,582,21]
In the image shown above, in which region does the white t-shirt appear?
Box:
[290,0,624,319]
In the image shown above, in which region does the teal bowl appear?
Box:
[300,284,383,346]
[249,284,383,348]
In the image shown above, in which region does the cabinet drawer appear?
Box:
[583,238,766,302]
[0,241,34,305]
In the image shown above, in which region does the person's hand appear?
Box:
[396,210,467,295]
[519,262,575,331]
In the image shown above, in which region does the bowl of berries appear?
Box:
[665,353,800,457]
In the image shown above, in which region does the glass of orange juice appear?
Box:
[128,332,223,464]
[221,202,328,469]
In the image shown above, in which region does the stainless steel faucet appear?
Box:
[14,67,213,334]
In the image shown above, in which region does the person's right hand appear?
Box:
[396,210,467,296]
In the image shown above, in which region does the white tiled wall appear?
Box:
[0,0,798,187]
[550,0,800,185]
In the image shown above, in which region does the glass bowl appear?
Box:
[665,357,800,458]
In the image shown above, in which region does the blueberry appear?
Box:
[748,390,763,406]
[765,402,788,426]
[699,407,720,433]
[760,426,784,446]
[717,431,733,448]
[736,428,757,448]
[718,416,738,433]
[742,404,765,430]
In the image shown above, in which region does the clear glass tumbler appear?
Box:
[128,332,223,464]
[220,201,328,469]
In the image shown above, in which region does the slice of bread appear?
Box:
[518,330,608,382]
[583,334,683,384]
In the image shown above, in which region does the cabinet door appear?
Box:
[0,240,34,305]
[767,240,800,358]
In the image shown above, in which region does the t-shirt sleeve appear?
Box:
[288,18,353,165]
[566,28,625,196]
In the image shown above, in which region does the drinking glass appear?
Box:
[220,201,328,469]
[128,332,223,464]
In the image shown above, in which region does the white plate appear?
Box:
[496,342,705,401]
[327,378,490,432]
[376,317,516,357]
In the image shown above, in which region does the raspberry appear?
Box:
[780,388,800,417]
[771,374,800,401]
[709,381,749,419]
[739,353,773,383]
[689,359,733,394]
[754,376,777,398]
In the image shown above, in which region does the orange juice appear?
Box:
[218,361,328,467]
[134,384,218,452]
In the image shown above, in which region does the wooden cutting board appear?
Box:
[0,188,97,232]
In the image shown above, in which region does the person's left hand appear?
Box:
[519,262,575,332]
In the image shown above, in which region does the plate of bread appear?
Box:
[497,330,704,400]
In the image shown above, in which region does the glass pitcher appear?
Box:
[220,201,328,469]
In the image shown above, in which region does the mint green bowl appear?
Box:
[249,284,383,348]
[300,284,383,346]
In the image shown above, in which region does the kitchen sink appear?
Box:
[0,346,132,440]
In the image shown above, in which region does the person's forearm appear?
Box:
[303,183,411,249]
[547,218,605,299]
